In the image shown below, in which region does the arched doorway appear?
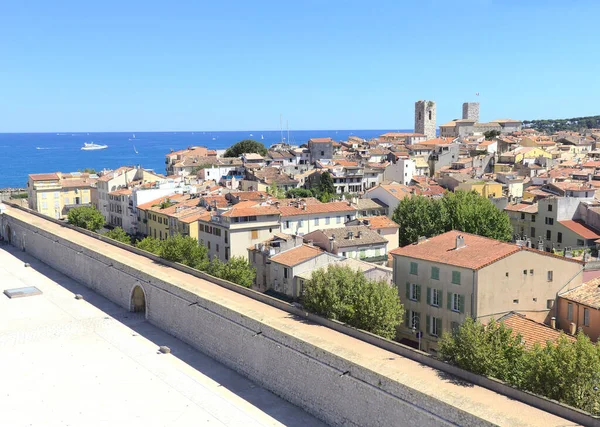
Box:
[130,285,146,314]
[4,225,11,244]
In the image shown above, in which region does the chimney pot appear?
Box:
[455,234,466,249]
[570,322,577,335]
[551,317,556,329]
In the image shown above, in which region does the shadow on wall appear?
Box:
[0,246,324,427]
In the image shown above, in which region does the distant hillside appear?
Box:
[523,115,600,133]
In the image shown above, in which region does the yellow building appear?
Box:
[27,172,97,219]
[456,180,503,198]
[137,193,204,240]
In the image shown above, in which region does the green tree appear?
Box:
[136,236,161,254]
[104,227,131,244]
[439,317,526,385]
[318,171,335,195]
[483,130,501,140]
[159,234,208,269]
[521,332,600,414]
[393,191,512,247]
[286,188,313,198]
[206,256,255,288]
[319,192,334,203]
[67,206,105,232]
[302,265,404,340]
[79,168,97,174]
[266,184,285,199]
[223,139,268,158]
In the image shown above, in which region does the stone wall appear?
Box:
[1,207,598,427]
[414,100,436,140]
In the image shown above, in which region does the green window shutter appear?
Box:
[426,315,431,335]
[404,311,409,327]
[447,292,452,310]
[459,294,465,314]
[438,289,443,308]
[405,282,410,299]
[416,284,421,302]
[436,318,442,336]
[452,271,461,285]
[426,287,431,305]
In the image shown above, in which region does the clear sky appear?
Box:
[1,0,599,132]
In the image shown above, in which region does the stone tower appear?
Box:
[462,102,480,122]
[414,100,436,140]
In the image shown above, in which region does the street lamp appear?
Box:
[411,318,422,351]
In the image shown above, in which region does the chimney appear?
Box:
[417,236,427,244]
[347,231,354,240]
[570,322,577,335]
[329,236,335,253]
[357,230,362,239]
[550,317,556,329]
[455,234,466,250]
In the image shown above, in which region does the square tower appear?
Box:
[414,100,436,140]
[462,102,480,122]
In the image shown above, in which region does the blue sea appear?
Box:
[0,130,406,188]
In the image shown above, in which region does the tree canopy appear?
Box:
[67,206,105,232]
[223,139,268,158]
[319,171,335,195]
[302,265,404,339]
[134,235,254,287]
[523,115,600,133]
[286,188,313,198]
[104,227,131,244]
[483,130,501,140]
[393,191,513,247]
[439,317,600,415]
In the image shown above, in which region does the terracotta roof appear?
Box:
[420,137,454,146]
[29,173,60,181]
[365,216,399,229]
[380,132,423,138]
[108,188,132,196]
[269,244,324,267]
[279,201,355,217]
[309,138,333,143]
[305,226,388,249]
[500,312,574,349]
[504,203,539,214]
[366,183,412,201]
[220,205,280,218]
[558,220,600,239]
[560,278,600,309]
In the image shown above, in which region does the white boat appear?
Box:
[261,134,264,140]
[81,142,108,151]
[133,145,138,154]
[250,133,253,137]
[132,133,136,139]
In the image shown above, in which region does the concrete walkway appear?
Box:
[0,246,325,427]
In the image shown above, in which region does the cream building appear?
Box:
[391,230,584,353]
[27,172,97,219]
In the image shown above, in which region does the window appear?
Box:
[42,192,47,199]
[285,221,290,229]
[451,321,460,332]
[547,271,553,282]
[325,216,330,225]
[547,299,554,309]
[42,201,47,209]
[521,213,525,220]
[548,204,553,212]
[546,230,551,239]
[577,239,584,246]
[531,227,536,238]
[448,293,464,313]
[284,268,289,279]
[336,216,341,224]
[407,283,421,301]
[545,217,554,225]
[216,244,219,253]
[428,316,441,337]
[584,308,590,327]
[159,231,162,240]
[410,262,418,275]
[530,269,534,275]
[523,270,527,275]
[428,288,441,307]
[64,197,70,205]
[54,200,59,208]
[452,271,461,285]
[531,215,536,223]
[428,110,432,120]
[557,232,562,243]
[299,220,304,228]
[314,218,319,226]
[431,266,439,280]
[513,299,519,304]
[251,230,258,240]
[567,303,573,321]
[320,151,324,156]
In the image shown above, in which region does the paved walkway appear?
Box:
[0,245,325,427]
[3,208,581,426]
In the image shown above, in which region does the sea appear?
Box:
[0,129,408,189]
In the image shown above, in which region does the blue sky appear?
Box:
[1,0,598,132]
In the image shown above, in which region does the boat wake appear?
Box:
[36,147,59,150]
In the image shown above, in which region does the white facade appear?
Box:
[280,210,357,236]
[384,159,416,186]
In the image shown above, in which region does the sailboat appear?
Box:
[133,133,136,139]
[133,145,138,154]
[261,134,264,140]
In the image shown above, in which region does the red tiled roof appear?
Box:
[278,201,355,217]
[269,244,324,267]
[366,216,399,229]
[560,277,600,309]
[220,205,280,218]
[558,220,600,239]
[500,312,574,349]
[309,137,333,143]
[29,173,59,181]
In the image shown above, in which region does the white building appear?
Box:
[364,183,412,218]
[384,159,416,186]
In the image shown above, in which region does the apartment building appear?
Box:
[278,200,357,236]
[557,278,600,342]
[364,183,412,218]
[303,226,388,264]
[165,146,210,176]
[27,172,97,219]
[347,216,400,251]
[391,230,584,353]
[197,202,281,262]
